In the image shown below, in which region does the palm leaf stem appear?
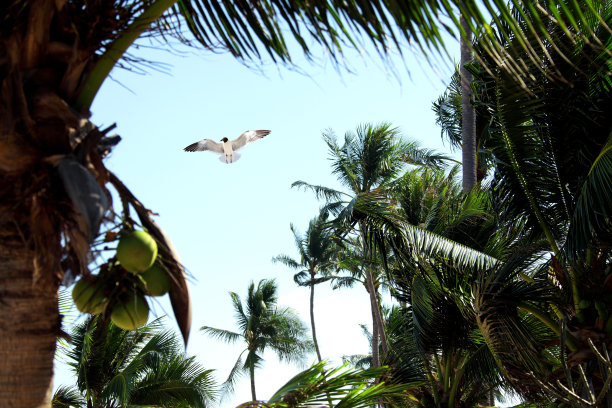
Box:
[443,352,452,393]
[448,363,465,408]
[422,357,440,404]
[516,301,578,351]
[76,0,178,110]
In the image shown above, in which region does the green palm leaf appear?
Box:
[265,362,411,408]
[566,133,612,257]
[129,355,217,407]
[51,386,84,408]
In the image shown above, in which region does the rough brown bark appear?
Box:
[0,226,60,408]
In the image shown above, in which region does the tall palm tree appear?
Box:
[54,316,217,408]
[273,214,337,363]
[293,122,451,368]
[1,1,608,405]
[201,279,313,403]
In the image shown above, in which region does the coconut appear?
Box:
[141,263,171,297]
[72,278,107,314]
[116,230,158,273]
[111,295,149,330]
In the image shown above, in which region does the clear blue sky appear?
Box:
[54,34,461,407]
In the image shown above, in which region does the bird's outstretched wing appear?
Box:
[231,130,270,151]
[183,139,224,153]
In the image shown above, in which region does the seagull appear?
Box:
[183,130,271,164]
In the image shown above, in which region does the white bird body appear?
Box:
[222,139,234,163]
[184,130,271,164]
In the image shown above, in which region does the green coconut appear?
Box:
[141,263,171,297]
[111,295,149,330]
[72,278,107,314]
[116,230,158,273]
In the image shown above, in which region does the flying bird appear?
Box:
[183,130,271,164]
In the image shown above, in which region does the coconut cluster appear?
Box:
[72,230,172,330]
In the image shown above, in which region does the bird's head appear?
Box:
[220,137,229,143]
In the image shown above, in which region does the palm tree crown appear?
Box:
[201,279,313,403]
[273,213,337,362]
[54,316,217,408]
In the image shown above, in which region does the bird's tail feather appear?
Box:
[219,152,241,164]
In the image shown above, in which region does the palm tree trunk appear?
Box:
[0,228,60,407]
[460,11,477,192]
[250,364,257,402]
[370,299,380,368]
[309,276,323,362]
[365,269,388,367]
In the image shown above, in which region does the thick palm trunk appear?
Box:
[0,227,60,407]
[309,275,322,362]
[460,11,477,192]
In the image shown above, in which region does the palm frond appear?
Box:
[566,133,612,257]
[51,386,84,408]
[200,326,242,344]
[129,355,217,408]
[399,222,499,270]
[291,181,346,202]
[401,140,451,169]
[266,362,411,408]
[271,254,301,270]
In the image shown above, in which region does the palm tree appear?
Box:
[201,279,313,403]
[293,122,452,368]
[54,316,217,408]
[1,1,609,405]
[273,214,337,363]
[421,3,612,402]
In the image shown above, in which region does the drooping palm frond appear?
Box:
[51,386,84,408]
[272,254,302,271]
[7,1,611,111]
[200,326,242,344]
[129,355,217,408]
[400,222,499,270]
[291,181,347,202]
[566,133,612,257]
[472,252,562,391]
[262,362,412,408]
[401,141,451,169]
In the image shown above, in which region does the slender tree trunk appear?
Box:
[250,364,257,402]
[309,273,323,362]
[460,11,477,192]
[365,269,388,367]
[0,228,60,407]
[359,224,388,367]
[370,295,380,368]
